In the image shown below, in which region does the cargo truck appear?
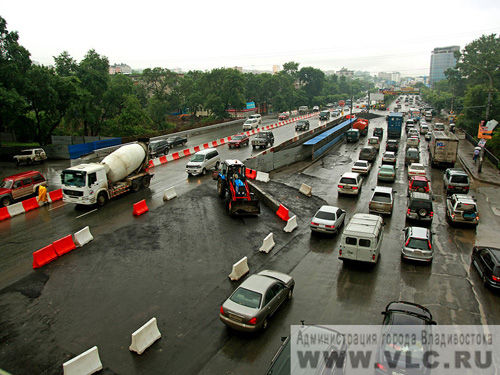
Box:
[352,119,369,137]
[61,141,153,207]
[387,112,403,139]
[429,131,458,168]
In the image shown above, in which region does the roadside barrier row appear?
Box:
[148,113,318,169]
[63,317,162,374]
[0,189,63,222]
[32,226,94,269]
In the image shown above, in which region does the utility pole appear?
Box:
[367,91,370,113]
[475,68,494,173]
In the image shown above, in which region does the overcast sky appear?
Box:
[3,0,500,76]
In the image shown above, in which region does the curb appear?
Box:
[458,153,500,187]
[248,180,280,212]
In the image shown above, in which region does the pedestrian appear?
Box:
[473,148,480,163]
[38,185,48,204]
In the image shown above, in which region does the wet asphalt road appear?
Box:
[1,107,500,374]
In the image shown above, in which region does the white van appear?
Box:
[185,148,220,176]
[339,213,384,264]
[248,114,262,125]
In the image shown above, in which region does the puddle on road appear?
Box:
[320,153,352,169]
[1,272,49,299]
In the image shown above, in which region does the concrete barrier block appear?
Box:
[228,256,249,281]
[74,226,94,247]
[7,202,24,217]
[129,317,162,355]
[256,171,270,183]
[163,187,177,201]
[259,233,275,253]
[62,346,103,375]
[299,183,312,197]
[284,215,298,233]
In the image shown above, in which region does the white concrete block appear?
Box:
[284,215,298,233]
[129,317,162,355]
[299,183,312,197]
[259,233,275,253]
[163,187,177,201]
[63,346,103,375]
[6,202,24,217]
[74,226,94,247]
[228,256,249,281]
[256,171,270,183]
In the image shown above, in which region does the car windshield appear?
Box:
[410,199,432,210]
[232,135,244,140]
[245,119,256,123]
[297,121,306,125]
[451,175,468,184]
[62,170,86,187]
[412,165,425,171]
[413,180,427,188]
[354,162,366,167]
[457,203,476,212]
[372,192,391,203]
[230,287,262,309]
[380,166,393,172]
[315,211,336,220]
[340,177,356,184]
[20,150,33,155]
[190,154,205,162]
[407,238,430,250]
[1,179,13,189]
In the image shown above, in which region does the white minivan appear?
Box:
[185,148,220,176]
[339,213,384,264]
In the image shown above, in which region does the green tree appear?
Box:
[298,67,325,103]
[105,95,152,136]
[282,61,299,77]
[24,65,78,144]
[0,16,31,136]
[53,51,77,77]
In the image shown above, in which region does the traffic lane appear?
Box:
[0,159,70,191]
[0,183,327,375]
[270,117,493,324]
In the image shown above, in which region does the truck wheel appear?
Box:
[1,196,12,207]
[142,175,151,188]
[217,179,226,199]
[131,179,141,192]
[97,192,108,207]
[202,168,206,175]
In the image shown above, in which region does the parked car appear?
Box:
[401,226,434,262]
[278,112,289,121]
[219,270,294,331]
[405,147,420,165]
[331,110,340,117]
[185,148,220,176]
[242,118,260,130]
[420,124,429,134]
[295,120,310,131]
[228,134,249,148]
[312,105,320,112]
[407,129,419,138]
[166,135,188,148]
[252,131,274,149]
[446,194,479,226]
[359,146,377,162]
[471,246,500,290]
[385,139,399,152]
[406,192,433,223]
[352,160,371,175]
[369,186,395,215]
[443,168,470,195]
[382,151,396,165]
[13,148,47,165]
[0,170,47,207]
[338,172,363,196]
[148,140,169,158]
[310,205,346,234]
[377,164,396,182]
[408,176,431,194]
[407,162,426,179]
[339,213,384,264]
[248,114,262,125]
[381,301,435,324]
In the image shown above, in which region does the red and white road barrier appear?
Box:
[0,189,64,222]
[147,113,318,169]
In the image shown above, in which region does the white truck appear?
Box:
[429,131,458,168]
[61,142,153,207]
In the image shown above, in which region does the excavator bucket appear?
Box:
[228,199,261,216]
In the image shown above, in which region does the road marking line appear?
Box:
[48,203,65,211]
[76,209,97,219]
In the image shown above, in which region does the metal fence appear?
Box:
[463,131,499,168]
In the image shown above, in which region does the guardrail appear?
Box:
[462,130,499,168]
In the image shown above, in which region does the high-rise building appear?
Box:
[429,46,460,87]
[336,68,354,78]
[272,65,280,74]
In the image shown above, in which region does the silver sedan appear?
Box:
[310,205,346,234]
[220,270,295,332]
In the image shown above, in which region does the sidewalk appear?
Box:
[456,134,500,186]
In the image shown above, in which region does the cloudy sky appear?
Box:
[3,0,500,76]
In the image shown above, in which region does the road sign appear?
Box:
[478,139,486,148]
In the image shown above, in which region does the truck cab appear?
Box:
[62,164,108,206]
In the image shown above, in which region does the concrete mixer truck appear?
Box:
[61,141,153,207]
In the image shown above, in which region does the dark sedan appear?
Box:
[471,246,500,290]
[166,135,188,148]
[228,134,249,148]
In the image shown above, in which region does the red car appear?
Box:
[0,170,47,207]
[408,176,430,194]
[278,112,289,120]
[228,134,249,148]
